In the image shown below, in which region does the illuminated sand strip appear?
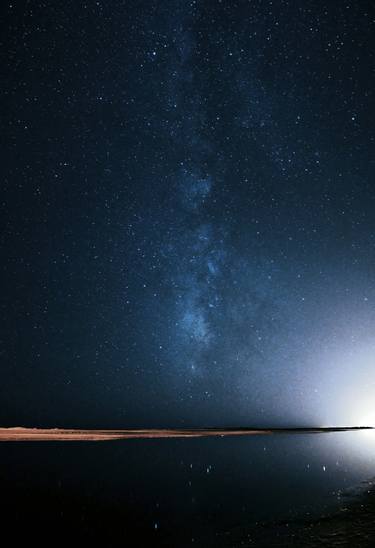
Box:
[0,426,372,441]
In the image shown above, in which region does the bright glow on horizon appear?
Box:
[358,414,375,428]
[313,340,375,430]
[346,396,375,429]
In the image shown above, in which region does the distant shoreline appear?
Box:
[0,426,371,441]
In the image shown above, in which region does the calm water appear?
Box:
[1,431,375,546]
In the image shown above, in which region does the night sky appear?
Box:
[1,1,375,429]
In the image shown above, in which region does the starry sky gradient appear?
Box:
[1,0,375,427]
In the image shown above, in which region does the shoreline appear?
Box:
[0,426,371,441]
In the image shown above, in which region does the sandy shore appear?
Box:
[0,426,370,441]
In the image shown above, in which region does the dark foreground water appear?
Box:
[1,430,375,546]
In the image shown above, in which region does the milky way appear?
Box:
[1,1,374,429]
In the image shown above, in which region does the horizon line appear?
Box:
[0,426,373,441]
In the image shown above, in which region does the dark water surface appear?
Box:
[1,431,375,546]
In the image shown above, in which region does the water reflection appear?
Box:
[1,431,375,546]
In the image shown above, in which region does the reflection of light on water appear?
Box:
[357,414,375,446]
[341,411,375,469]
[357,429,375,449]
[322,406,375,471]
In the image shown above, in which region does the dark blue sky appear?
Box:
[1,0,375,428]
